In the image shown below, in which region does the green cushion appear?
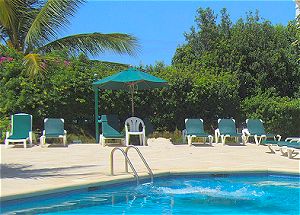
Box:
[247,119,266,135]
[186,119,209,137]
[45,133,64,138]
[8,134,28,140]
[101,115,124,138]
[44,118,65,137]
[246,119,276,137]
[8,114,32,139]
[218,119,239,135]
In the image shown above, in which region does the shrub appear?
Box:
[242,91,300,137]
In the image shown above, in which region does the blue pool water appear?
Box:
[1,173,299,214]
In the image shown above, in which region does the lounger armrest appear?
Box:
[42,130,46,136]
[6,131,10,139]
[215,129,220,135]
[64,130,67,135]
[276,135,281,141]
[241,129,250,136]
[214,129,220,144]
[285,137,300,142]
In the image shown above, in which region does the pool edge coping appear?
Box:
[1,169,299,202]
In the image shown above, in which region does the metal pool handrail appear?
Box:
[125,145,153,183]
[110,147,139,185]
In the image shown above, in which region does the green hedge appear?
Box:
[242,91,300,137]
[0,54,242,138]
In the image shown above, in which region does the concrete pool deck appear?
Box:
[1,138,299,200]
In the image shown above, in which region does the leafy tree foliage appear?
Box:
[173,8,300,98]
[0,0,138,76]
[242,90,300,137]
[1,8,299,141]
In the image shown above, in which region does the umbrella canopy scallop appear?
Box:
[92,68,168,90]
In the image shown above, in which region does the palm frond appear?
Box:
[0,0,18,28]
[23,53,46,77]
[0,0,23,47]
[24,0,85,51]
[0,43,6,50]
[0,26,6,43]
[38,33,139,56]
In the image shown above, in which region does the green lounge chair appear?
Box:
[183,119,213,146]
[262,138,300,159]
[215,119,242,146]
[5,113,33,148]
[40,118,67,147]
[242,119,281,145]
[99,115,125,147]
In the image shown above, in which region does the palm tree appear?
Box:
[0,0,138,76]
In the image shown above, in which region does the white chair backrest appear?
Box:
[125,117,145,132]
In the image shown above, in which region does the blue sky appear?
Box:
[67,0,297,66]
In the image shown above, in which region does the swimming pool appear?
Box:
[1,173,299,214]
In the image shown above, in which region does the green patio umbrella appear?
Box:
[92,68,168,142]
[93,68,168,116]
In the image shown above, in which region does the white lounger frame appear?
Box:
[215,119,242,146]
[182,119,213,146]
[40,118,67,147]
[5,113,33,148]
[242,119,281,145]
[99,134,125,147]
[267,137,300,159]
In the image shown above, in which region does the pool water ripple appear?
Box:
[1,173,299,215]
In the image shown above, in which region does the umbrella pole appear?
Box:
[94,88,99,143]
[131,87,134,116]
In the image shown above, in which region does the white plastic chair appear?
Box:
[125,117,146,146]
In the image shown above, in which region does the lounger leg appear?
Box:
[267,144,276,153]
[23,140,27,148]
[254,135,259,145]
[287,149,294,159]
[242,135,247,145]
[5,139,9,148]
[215,132,219,144]
[63,136,67,146]
[245,135,249,144]
[139,134,143,146]
[208,135,213,145]
[280,147,287,156]
[221,135,225,146]
[187,136,192,146]
[102,138,105,147]
[40,136,43,147]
